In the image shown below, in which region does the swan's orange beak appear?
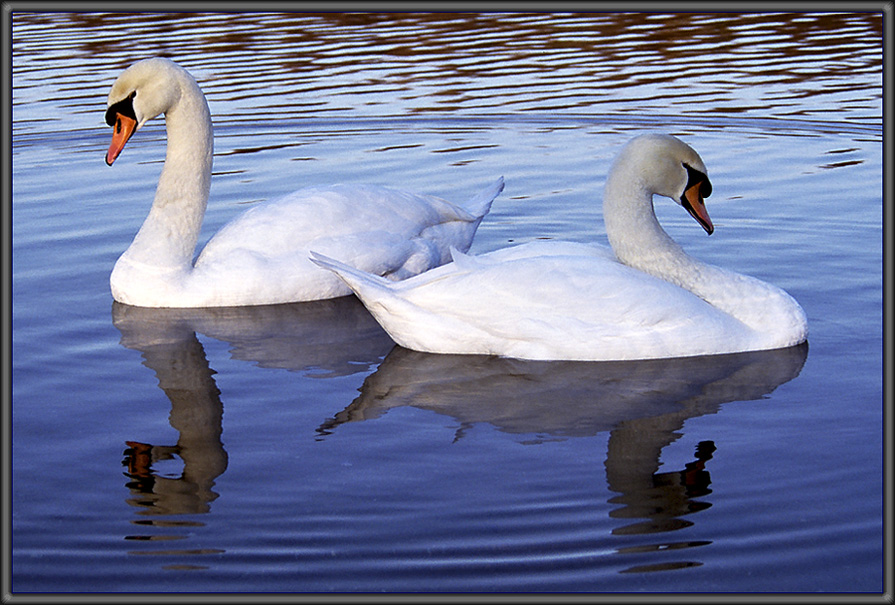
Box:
[682,182,714,235]
[105,113,137,166]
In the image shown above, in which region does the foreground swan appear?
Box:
[312,134,808,361]
[104,57,503,308]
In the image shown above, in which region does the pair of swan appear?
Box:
[105,57,807,361]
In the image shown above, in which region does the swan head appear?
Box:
[104,58,190,166]
[617,134,714,235]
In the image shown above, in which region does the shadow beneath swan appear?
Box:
[111,297,394,566]
[113,296,394,378]
[317,342,809,573]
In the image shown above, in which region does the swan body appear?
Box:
[104,57,503,308]
[311,134,808,361]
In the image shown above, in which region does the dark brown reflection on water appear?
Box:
[12,11,882,120]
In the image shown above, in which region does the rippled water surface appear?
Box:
[9,11,885,595]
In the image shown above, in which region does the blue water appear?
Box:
[9,11,885,594]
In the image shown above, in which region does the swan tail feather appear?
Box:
[309,251,394,299]
[448,246,486,272]
[462,177,504,219]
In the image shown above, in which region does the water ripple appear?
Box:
[12,12,881,131]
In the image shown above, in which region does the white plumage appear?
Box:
[104,57,503,308]
[312,134,808,361]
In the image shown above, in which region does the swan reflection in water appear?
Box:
[113,299,807,573]
[112,297,394,566]
[318,342,808,572]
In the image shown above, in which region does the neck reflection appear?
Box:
[319,342,809,573]
[111,297,393,566]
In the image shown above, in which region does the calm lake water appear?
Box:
[9,11,886,595]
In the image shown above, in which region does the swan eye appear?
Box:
[683,163,712,198]
[105,92,138,127]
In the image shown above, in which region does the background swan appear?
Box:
[312,134,808,361]
[104,57,503,308]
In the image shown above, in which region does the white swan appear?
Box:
[103,57,503,308]
[311,134,808,361]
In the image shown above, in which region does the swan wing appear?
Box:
[311,243,753,361]
[106,57,505,308]
[188,180,503,305]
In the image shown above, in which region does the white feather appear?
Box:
[312,134,808,361]
[105,58,503,308]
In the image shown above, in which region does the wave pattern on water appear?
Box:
[11,11,882,135]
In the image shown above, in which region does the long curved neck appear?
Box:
[603,162,741,315]
[602,166,804,339]
[603,165,697,287]
[121,76,213,271]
